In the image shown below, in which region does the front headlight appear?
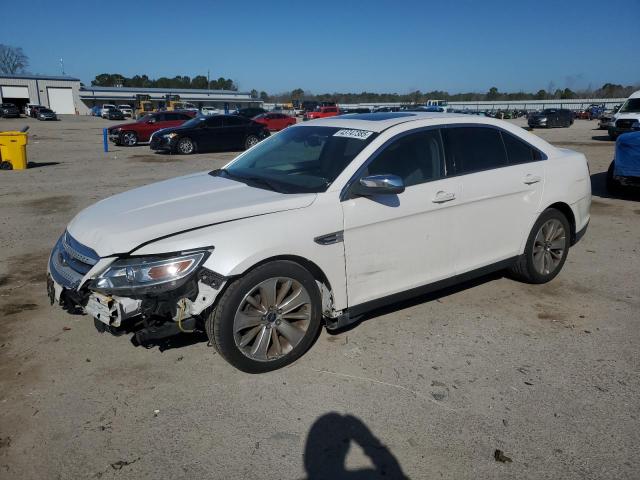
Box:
[163,132,178,139]
[92,251,209,295]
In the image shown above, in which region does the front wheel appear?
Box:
[176,137,195,154]
[509,209,570,284]
[244,135,259,150]
[205,261,322,373]
[121,131,138,146]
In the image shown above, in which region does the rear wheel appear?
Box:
[176,137,195,154]
[0,161,13,170]
[121,131,138,146]
[205,260,322,373]
[509,208,570,284]
[244,135,259,150]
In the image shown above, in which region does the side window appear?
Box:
[225,116,249,126]
[205,117,224,128]
[164,113,179,121]
[442,127,507,175]
[179,114,192,121]
[501,131,542,164]
[153,113,166,122]
[363,129,443,187]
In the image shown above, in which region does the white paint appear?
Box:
[47,87,75,114]
[56,112,591,315]
[1,86,29,99]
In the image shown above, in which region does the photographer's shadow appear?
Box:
[302,412,408,480]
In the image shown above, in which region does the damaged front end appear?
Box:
[47,231,225,346]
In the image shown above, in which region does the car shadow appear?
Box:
[27,161,60,169]
[328,270,505,335]
[591,135,613,142]
[591,172,640,201]
[301,412,408,480]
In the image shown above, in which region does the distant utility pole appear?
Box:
[207,69,210,90]
[60,57,65,76]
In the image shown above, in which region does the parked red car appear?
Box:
[252,112,296,131]
[304,106,340,121]
[108,110,197,146]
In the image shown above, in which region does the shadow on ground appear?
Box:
[302,412,408,480]
[591,172,640,201]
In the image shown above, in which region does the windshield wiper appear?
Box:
[210,168,283,193]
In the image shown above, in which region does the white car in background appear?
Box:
[201,106,222,116]
[117,104,133,117]
[47,112,591,373]
[100,104,117,118]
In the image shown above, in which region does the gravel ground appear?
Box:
[0,115,638,480]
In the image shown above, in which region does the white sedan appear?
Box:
[47,112,591,372]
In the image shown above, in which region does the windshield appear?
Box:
[215,126,378,194]
[620,98,640,113]
[181,116,206,128]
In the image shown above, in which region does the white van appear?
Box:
[608,90,640,139]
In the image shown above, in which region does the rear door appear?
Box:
[162,112,186,128]
[223,116,251,149]
[442,126,545,273]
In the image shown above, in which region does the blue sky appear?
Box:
[5,0,640,94]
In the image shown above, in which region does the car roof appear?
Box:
[302,112,474,132]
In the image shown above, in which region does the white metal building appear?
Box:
[0,74,83,114]
[78,86,262,113]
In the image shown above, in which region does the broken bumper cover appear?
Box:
[48,231,225,329]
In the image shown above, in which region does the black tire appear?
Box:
[509,208,571,284]
[0,161,13,170]
[120,131,138,146]
[608,129,618,141]
[176,137,195,155]
[244,135,259,150]
[205,260,322,373]
[606,161,623,194]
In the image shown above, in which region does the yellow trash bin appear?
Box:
[0,131,28,170]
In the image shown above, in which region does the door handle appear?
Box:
[432,191,456,203]
[523,174,542,185]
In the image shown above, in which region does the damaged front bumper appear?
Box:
[47,231,226,342]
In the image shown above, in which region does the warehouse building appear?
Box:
[0,74,262,115]
[0,74,83,114]
[78,86,262,113]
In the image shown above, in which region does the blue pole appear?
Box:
[103,128,108,152]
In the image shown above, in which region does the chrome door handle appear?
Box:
[432,191,456,203]
[523,174,542,185]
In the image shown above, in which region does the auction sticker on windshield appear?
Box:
[333,129,374,140]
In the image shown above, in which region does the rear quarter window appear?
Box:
[501,131,543,164]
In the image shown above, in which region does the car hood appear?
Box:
[109,120,140,130]
[67,172,316,257]
[614,113,640,120]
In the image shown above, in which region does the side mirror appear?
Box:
[351,174,405,197]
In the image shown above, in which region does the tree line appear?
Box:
[266,83,639,104]
[90,73,238,91]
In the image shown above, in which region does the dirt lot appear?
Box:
[0,115,638,479]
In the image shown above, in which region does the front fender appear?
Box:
[131,195,348,310]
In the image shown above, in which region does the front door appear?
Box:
[341,128,460,307]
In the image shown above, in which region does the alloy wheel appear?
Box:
[532,219,566,275]
[122,132,137,146]
[233,277,312,362]
[178,138,194,154]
